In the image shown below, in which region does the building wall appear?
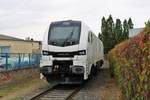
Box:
[129,28,143,37]
[0,39,41,53]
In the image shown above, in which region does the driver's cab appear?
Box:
[48,20,81,47]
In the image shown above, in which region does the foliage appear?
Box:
[128,18,134,29]
[115,19,123,44]
[99,15,134,54]
[100,17,108,54]
[107,15,115,50]
[123,19,129,40]
[108,21,150,100]
[144,20,150,35]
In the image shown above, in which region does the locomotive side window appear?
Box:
[91,33,93,43]
[88,32,91,43]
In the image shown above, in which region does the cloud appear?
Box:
[0,0,149,40]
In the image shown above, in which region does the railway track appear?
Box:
[30,84,82,100]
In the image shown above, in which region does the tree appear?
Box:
[107,15,115,51]
[128,18,134,29]
[114,19,122,43]
[123,19,129,39]
[145,20,150,27]
[100,16,109,53]
[144,20,150,35]
[100,15,118,53]
[101,16,107,42]
[99,15,134,53]
[107,15,114,35]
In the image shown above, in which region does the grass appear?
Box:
[0,78,49,100]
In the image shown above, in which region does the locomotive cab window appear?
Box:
[48,21,81,47]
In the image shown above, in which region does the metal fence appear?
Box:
[0,53,40,71]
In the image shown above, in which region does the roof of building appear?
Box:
[129,28,144,37]
[0,34,41,43]
[0,34,23,40]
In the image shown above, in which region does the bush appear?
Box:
[108,23,150,100]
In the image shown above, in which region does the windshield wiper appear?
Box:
[62,27,75,46]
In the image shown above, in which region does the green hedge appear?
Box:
[108,25,150,100]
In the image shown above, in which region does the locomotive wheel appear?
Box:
[89,65,98,79]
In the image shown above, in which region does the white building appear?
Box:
[129,28,143,37]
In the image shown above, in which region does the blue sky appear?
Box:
[0,0,149,40]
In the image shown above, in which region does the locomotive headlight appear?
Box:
[72,66,84,74]
[42,50,49,55]
[76,67,82,72]
[78,50,86,55]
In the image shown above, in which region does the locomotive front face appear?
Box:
[40,21,87,84]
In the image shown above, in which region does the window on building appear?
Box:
[0,46,10,57]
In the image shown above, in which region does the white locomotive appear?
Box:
[40,20,104,84]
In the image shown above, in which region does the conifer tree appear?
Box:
[107,15,115,51]
[128,18,134,29]
[101,16,109,53]
[100,15,134,53]
[115,19,122,43]
[101,16,107,41]
[123,19,129,39]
